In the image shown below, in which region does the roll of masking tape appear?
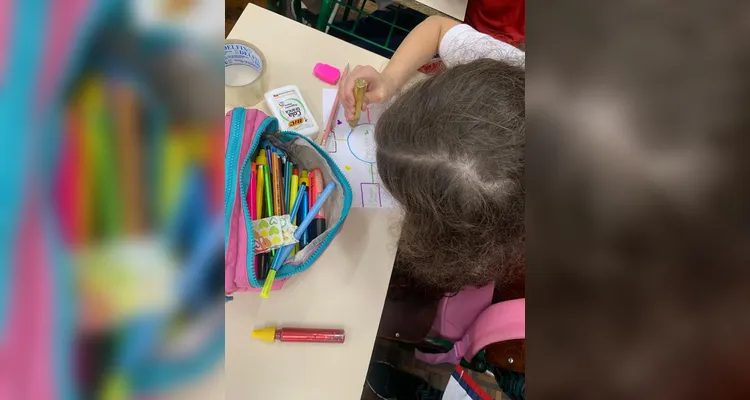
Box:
[225,39,268,107]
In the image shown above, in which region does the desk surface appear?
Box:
[225,5,400,400]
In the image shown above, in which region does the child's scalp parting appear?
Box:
[375,59,525,292]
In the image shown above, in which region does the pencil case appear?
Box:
[225,107,353,293]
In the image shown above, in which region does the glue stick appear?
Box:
[251,327,345,343]
[264,85,319,139]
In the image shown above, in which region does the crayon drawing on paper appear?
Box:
[322,89,395,208]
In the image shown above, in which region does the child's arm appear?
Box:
[339,16,459,121]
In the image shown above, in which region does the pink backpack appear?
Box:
[415,283,525,365]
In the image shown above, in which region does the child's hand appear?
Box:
[338,65,395,121]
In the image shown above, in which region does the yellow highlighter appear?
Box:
[299,170,309,189]
[289,170,299,255]
[289,169,299,221]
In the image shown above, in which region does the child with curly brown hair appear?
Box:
[339,16,525,294]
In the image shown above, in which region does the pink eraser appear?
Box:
[314,63,341,85]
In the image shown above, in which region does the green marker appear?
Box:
[261,164,276,270]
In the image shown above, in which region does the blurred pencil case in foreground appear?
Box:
[225,107,352,294]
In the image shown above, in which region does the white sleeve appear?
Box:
[439,24,525,69]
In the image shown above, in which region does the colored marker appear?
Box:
[271,153,283,216]
[255,154,267,218]
[250,163,259,279]
[250,162,257,220]
[308,169,327,240]
[262,183,305,298]
[289,169,299,220]
[261,182,336,298]
[283,161,292,214]
[255,164,266,279]
[262,162,275,278]
[299,191,309,248]
[289,169,300,256]
[298,170,309,247]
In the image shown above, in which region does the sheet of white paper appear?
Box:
[322,89,395,208]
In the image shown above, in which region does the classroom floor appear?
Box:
[226,0,264,36]
[362,337,510,399]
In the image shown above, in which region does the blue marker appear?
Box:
[299,191,309,248]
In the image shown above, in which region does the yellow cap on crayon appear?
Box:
[256,151,267,166]
[251,326,277,342]
[260,269,277,298]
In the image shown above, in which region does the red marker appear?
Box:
[307,169,326,240]
[251,327,345,343]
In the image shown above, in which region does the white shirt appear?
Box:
[439,24,525,69]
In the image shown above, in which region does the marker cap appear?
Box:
[251,326,277,343]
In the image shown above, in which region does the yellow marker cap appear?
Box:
[256,151,268,166]
[251,326,277,343]
[260,269,277,299]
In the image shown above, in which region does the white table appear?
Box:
[225,5,401,400]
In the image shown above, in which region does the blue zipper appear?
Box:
[224,108,246,250]
[239,116,277,286]
[241,116,353,288]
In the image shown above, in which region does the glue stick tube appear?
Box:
[251,327,345,343]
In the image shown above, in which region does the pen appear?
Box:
[308,169,326,240]
[261,182,336,298]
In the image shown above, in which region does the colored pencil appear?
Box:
[321,64,349,148]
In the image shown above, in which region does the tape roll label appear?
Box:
[224,43,263,73]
